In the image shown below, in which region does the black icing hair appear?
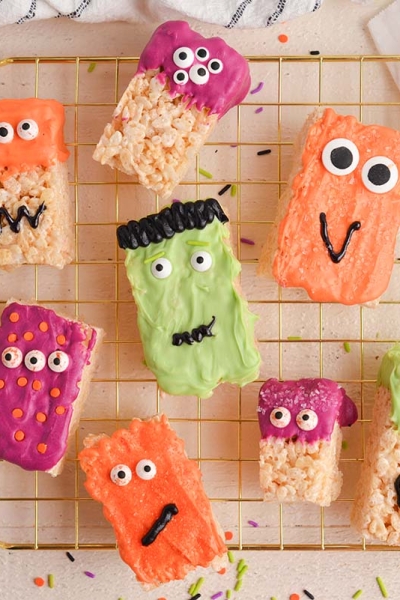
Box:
[117,198,229,250]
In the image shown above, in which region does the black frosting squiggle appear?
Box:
[0,203,46,234]
[172,316,216,347]
[319,212,361,264]
[395,475,400,507]
[141,503,179,546]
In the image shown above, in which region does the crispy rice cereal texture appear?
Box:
[0,161,73,270]
[259,422,343,507]
[93,72,218,199]
[352,387,400,545]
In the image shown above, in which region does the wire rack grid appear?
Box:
[1,54,400,553]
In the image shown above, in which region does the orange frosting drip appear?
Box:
[273,108,400,304]
[0,98,69,180]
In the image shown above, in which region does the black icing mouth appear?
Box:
[141,503,179,546]
[394,475,400,507]
[0,203,46,234]
[172,316,216,346]
[319,212,361,264]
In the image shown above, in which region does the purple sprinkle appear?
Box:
[121,117,129,121]
[230,144,238,148]
[84,571,96,579]
[211,593,223,600]
[248,520,259,527]
[255,107,263,114]
[240,237,255,246]
[250,81,264,95]
[172,199,181,203]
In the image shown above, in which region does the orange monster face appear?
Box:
[273,108,400,304]
[79,415,226,586]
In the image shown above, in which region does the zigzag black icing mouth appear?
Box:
[0,203,46,234]
[319,212,361,264]
[141,503,179,546]
[172,316,216,346]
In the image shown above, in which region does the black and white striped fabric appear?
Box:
[0,0,325,28]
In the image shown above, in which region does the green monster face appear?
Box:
[117,199,260,399]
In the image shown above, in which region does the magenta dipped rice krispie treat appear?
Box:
[93,21,250,198]
[0,301,102,476]
[258,378,358,506]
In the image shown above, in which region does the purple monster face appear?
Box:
[0,302,97,471]
[258,378,358,444]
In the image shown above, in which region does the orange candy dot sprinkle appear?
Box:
[12,408,23,418]
[7,333,17,342]
[32,380,42,391]
[39,322,49,332]
[225,531,233,541]
[14,430,25,441]
[50,387,61,398]
[278,34,289,43]
[218,568,227,575]
[290,595,300,600]
[23,331,34,341]
[17,377,28,387]
[36,412,47,423]
[9,312,19,323]
[34,577,45,587]
[0,379,4,390]
[55,406,66,415]
[37,443,47,454]
[56,334,66,345]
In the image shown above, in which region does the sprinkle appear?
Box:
[66,551,75,562]
[376,577,388,598]
[287,336,302,341]
[189,583,196,596]
[237,565,248,579]
[172,198,181,203]
[224,531,233,541]
[248,519,259,527]
[344,342,351,353]
[230,184,237,197]
[193,577,205,594]
[191,595,202,600]
[226,591,232,599]
[48,574,55,589]
[278,34,289,43]
[211,593,223,600]
[255,107,264,114]
[271,598,277,600]
[237,559,246,571]
[342,440,349,450]
[144,251,165,264]
[304,592,314,600]
[250,82,264,94]
[352,591,363,599]
[257,149,272,156]
[290,595,300,600]
[234,580,243,592]
[310,50,320,56]
[230,144,238,148]
[84,571,96,579]
[218,568,226,575]
[88,62,96,73]
[228,550,235,563]
[199,168,213,179]
[240,237,255,246]
[218,184,232,196]
[34,577,45,587]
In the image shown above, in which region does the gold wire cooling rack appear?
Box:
[1,54,400,553]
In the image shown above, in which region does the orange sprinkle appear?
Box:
[32,380,42,391]
[56,334,66,345]
[17,377,28,387]
[39,321,49,332]
[50,387,61,398]
[37,443,47,454]
[9,312,19,323]
[290,595,300,600]
[36,412,47,423]
[157,598,167,600]
[225,531,233,541]
[7,333,17,342]
[34,577,45,587]
[12,408,23,418]
[23,331,34,341]
[55,406,66,415]
[14,430,25,442]
[0,379,4,390]
[278,34,289,43]
[218,568,227,575]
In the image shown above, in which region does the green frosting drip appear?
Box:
[124,218,260,398]
[377,344,400,430]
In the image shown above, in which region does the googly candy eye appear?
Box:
[151,258,172,279]
[270,407,291,428]
[173,47,194,69]
[110,464,132,486]
[173,70,189,85]
[208,58,223,74]
[296,409,319,431]
[196,47,210,62]
[190,251,212,272]
[17,119,39,141]
[48,350,69,373]
[136,459,157,480]
[189,65,210,85]
[24,350,46,372]
[361,156,399,194]
[0,122,14,144]
[322,138,359,176]
[1,347,23,368]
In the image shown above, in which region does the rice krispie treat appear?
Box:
[258,378,358,506]
[0,98,72,270]
[0,301,102,475]
[117,199,260,398]
[94,21,250,198]
[79,415,227,587]
[352,346,400,545]
[259,108,400,305]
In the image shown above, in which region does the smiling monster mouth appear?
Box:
[141,503,179,546]
[319,212,361,264]
[172,316,216,346]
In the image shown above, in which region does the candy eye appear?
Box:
[322,138,359,176]
[24,350,46,372]
[296,409,319,431]
[1,347,22,368]
[270,407,291,428]
[208,58,223,74]
[110,464,132,486]
[196,47,209,62]
[136,459,157,481]
[17,119,39,141]
[48,350,69,373]
[189,65,210,85]
[0,122,14,144]
[190,251,212,272]
[173,70,189,85]
[361,156,399,194]
[151,257,172,279]
[173,47,194,69]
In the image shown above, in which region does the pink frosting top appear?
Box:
[136,21,251,118]
[258,378,358,444]
[0,303,97,472]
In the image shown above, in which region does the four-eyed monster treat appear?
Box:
[0,99,72,270]
[79,415,227,587]
[259,108,400,305]
[93,21,250,198]
[258,378,358,506]
[0,301,102,475]
[352,346,400,545]
[117,198,260,398]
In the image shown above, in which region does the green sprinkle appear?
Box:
[143,251,165,264]
[237,565,248,579]
[271,597,278,600]
[230,184,237,197]
[186,240,210,246]
[189,583,196,596]
[234,580,243,592]
[376,577,388,598]
[237,559,245,571]
[88,62,96,73]
[226,591,232,599]
[342,440,349,450]
[193,577,205,594]
[352,591,363,599]
[199,167,213,179]
[287,336,302,341]
[48,574,55,589]
[228,550,235,563]
[344,341,351,353]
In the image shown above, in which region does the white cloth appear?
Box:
[0,0,324,29]
[368,0,400,91]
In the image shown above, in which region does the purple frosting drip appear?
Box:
[258,378,358,444]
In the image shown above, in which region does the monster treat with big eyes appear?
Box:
[258,378,358,506]
[0,98,73,270]
[79,415,227,586]
[0,302,102,475]
[259,108,400,305]
[117,199,260,399]
[94,20,250,199]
